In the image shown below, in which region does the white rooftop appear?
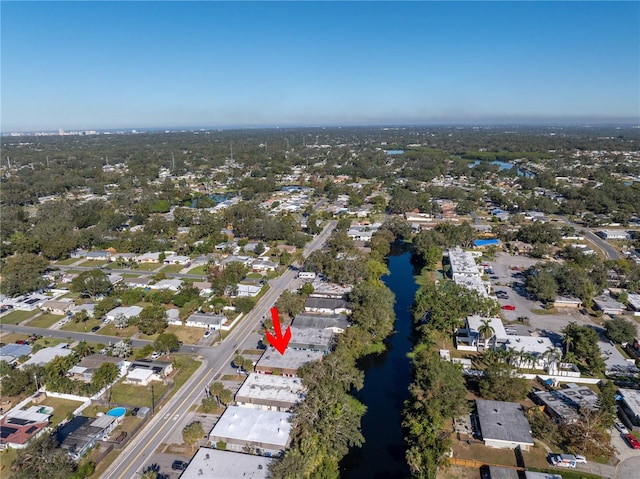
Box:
[106,305,142,319]
[448,247,481,276]
[180,447,272,479]
[453,274,488,297]
[503,336,555,356]
[255,347,324,374]
[208,406,292,448]
[466,315,508,340]
[235,373,305,406]
[126,368,154,382]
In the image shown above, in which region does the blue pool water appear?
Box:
[107,407,126,417]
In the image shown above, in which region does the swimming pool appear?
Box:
[107,407,126,417]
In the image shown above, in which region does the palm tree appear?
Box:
[74,340,94,358]
[477,319,495,350]
[542,346,560,372]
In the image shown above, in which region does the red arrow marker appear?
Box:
[265,307,291,355]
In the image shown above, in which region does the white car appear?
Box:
[615,421,629,435]
[203,330,212,339]
[573,454,587,464]
[150,351,161,360]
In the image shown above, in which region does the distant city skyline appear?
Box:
[2,1,639,132]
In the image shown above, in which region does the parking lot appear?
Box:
[487,252,593,338]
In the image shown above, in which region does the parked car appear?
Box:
[572,454,587,464]
[150,351,161,360]
[501,305,516,311]
[171,460,188,471]
[91,325,100,332]
[550,454,576,468]
[203,330,212,338]
[615,421,629,435]
[623,433,640,449]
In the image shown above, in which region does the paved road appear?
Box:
[556,215,620,260]
[100,221,335,479]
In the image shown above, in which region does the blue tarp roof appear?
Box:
[474,239,500,247]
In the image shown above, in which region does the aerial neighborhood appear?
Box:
[1,125,640,479]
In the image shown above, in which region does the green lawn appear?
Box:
[186,265,206,275]
[110,356,201,408]
[33,337,71,348]
[61,317,103,333]
[23,397,83,427]
[160,264,183,274]
[97,323,136,338]
[56,257,80,265]
[134,263,162,271]
[58,291,81,300]
[26,313,64,329]
[79,260,109,267]
[0,309,38,325]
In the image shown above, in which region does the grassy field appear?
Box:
[133,262,162,271]
[0,309,38,325]
[0,448,18,476]
[79,260,109,267]
[56,257,80,265]
[0,332,32,344]
[26,313,64,329]
[165,324,207,345]
[33,336,71,349]
[97,323,136,338]
[160,264,183,274]
[62,317,103,333]
[24,396,84,427]
[186,265,206,275]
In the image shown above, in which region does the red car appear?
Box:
[624,434,640,450]
[501,305,516,311]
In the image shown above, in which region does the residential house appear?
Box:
[235,373,305,412]
[597,230,630,240]
[619,388,640,430]
[0,343,32,365]
[553,296,583,308]
[128,359,173,379]
[135,252,162,263]
[58,415,118,460]
[68,354,126,383]
[533,385,599,424]
[192,281,213,296]
[163,255,191,266]
[105,305,142,322]
[122,277,152,289]
[475,399,534,451]
[21,344,73,368]
[208,406,292,456]
[148,279,183,291]
[85,251,110,261]
[593,294,626,316]
[0,407,50,449]
[235,283,262,298]
[170,312,225,330]
[251,259,278,273]
[40,299,75,315]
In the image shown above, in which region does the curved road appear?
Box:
[99,221,335,479]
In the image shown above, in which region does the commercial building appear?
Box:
[447,247,482,278]
[255,348,324,377]
[292,312,350,334]
[475,400,534,451]
[288,327,333,353]
[597,230,630,240]
[455,316,507,351]
[208,406,292,456]
[235,373,305,412]
[179,448,273,479]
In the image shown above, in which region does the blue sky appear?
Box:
[1,1,639,131]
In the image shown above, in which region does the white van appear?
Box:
[550,454,576,468]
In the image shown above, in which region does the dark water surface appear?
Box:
[341,250,418,479]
